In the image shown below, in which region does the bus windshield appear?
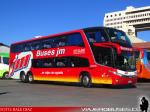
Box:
[91,46,136,71]
[105,28,132,47]
[114,51,136,71]
[84,27,132,47]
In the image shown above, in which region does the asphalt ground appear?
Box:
[0,79,150,109]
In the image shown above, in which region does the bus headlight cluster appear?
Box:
[108,70,123,76]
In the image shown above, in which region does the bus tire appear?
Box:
[27,72,34,83]
[2,72,9,79]
[80,73,91,88]
[20,72,28,83]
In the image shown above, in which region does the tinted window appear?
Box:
[115,51,136,71]
[68,33,84,46]
[43,59,54,68]
[85,29,109,43]
[70,57,89,67]
[3,57,9,65]
[55,58,68,67]
[42,38,53,49]
[11,33,84,53]
[24,43,31,52]
[32,59,43,68]
[32,59,54,68]
[54,36,67,47]
[11,44,24,53]
[105,28,132,47]
[32,57,89,68]
[31,41,42,50]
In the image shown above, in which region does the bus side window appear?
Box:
[42,38,53,49]
[33,42,41,50]
[67,33,84,47]
[43,43,51,49]
[53,36,67,48]
[32,59,43,68]
[43,62,53,67]
[58,36,67,47]
[79,58,89,67]
[24,43,31,51]
[43,59,53,68]
[11,44,24,53]
[56,62,65,67]
[70,57,89,67]
[55,58,66,67]
[88,33,96,43]
[55,57,73,68]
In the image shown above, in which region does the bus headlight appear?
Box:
[108,70,123,76]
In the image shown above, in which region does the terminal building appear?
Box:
[104,6,150,43]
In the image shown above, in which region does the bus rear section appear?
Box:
[0,53,9,79]
[9,27,137,87]
[136,49,150,79]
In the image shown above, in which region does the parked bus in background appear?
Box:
[9,27,137,87]
[135,48,150,79]
[0,53,9,79]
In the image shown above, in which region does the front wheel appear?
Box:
[81,75,91,88]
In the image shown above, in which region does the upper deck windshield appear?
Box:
[84,27,132,47]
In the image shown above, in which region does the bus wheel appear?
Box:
[81,74,91,88]
[2,72,9,79]
[28,72,34,83]
[20,72,28,83]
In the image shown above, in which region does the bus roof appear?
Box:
[0,53,9,57]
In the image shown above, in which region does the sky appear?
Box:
[0,0,150,46]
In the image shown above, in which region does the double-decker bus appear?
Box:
[9,27,137,87]
[135,48,150,79]
[0,53,9,79]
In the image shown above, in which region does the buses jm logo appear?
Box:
[9,54,31,77]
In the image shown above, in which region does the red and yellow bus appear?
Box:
[9,27,137,87]
[136,48,150,79]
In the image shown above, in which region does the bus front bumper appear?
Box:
[112,76,137,85]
